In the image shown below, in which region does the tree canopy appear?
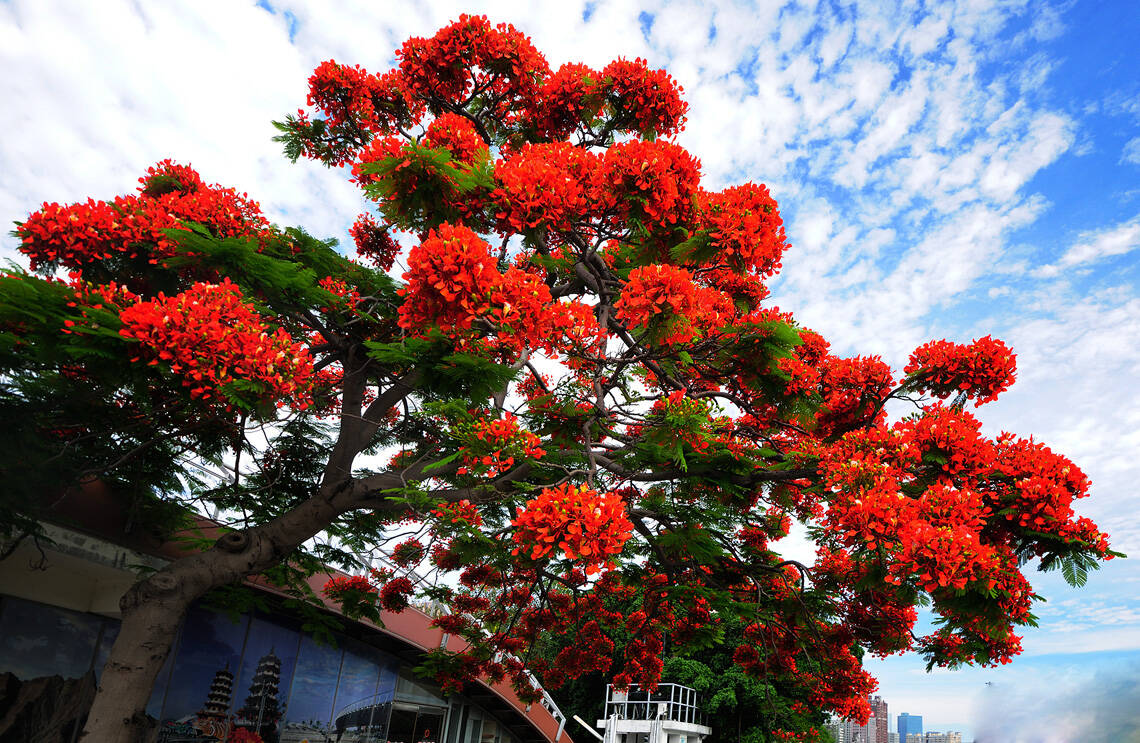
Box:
[1,15,1117,743]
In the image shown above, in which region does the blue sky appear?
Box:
[1,2,1138,740]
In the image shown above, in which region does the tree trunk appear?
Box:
[80,575,189,743]
[79,483,365,742]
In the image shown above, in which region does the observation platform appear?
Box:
[595,684,711,743]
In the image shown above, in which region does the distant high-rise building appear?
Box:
[851,718,873,742]
[826,718,850,743]
[869,696,888,743]
[898,712,923,741]
[922,732,962,743]
[889,733,899,743]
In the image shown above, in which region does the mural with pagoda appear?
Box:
[157,650,285,743]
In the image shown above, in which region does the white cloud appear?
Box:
[1122,136,1140,165]
[1034,215,1140,277]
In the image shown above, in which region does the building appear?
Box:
[0,496,571,743]
[827,711,874,743]
[897,713,923,741]
[889,733,898,743]
[596,684,711,743]
[825,719,849,743]
[921,733,962,743]
[869,696,888,743]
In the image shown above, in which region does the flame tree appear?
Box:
[0,16,1116,743]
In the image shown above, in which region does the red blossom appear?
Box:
[905,335,1017,405]
[350,213,401,271]
[117,279,317,409]
[602,57,688,138]
[397,15,549,124]
[424,112,489,164]
[18,160,270,275]
[527,63,604,139]
[379,576,415,612]
[595,139,702,239]
[615,264,735,345]
[511,484,634,575]
[698,183,789,276]
[493,142,597,234]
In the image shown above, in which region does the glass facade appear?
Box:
[0,595,529,743]
[897,713,923,740]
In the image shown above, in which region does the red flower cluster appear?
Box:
[815,355,895,434]
[493,142,597,233]
[456,412,546,476]
[397,15,549,123]
[398,222,503,333]
[528,63,604,140]
[602,58,688,138]
[349,213,400,271]
[595,139,701,238]
[307,60,422,135]
[307,60,376,129]
[552,620,615,679]
[118,279,316,408]
[511,484,634,574]
[59,274,139,336]
[391,539,425,568]
[18,160,270,275]
[379,576,416,612]
[424,112,489,165]
[615,264,734,345]
[699,183,788,276]
[322,574,377,601]
[993,434,1104,547]
[905,335,1017,405]
[398,223,564,354]
[227,728,264,743]
[432,499,484,529]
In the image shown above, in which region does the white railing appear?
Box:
[603,683,706,726]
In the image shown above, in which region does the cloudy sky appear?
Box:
[2,1,1138,739]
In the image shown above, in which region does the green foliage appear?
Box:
[358,142,495,232]
[367,331,519,401]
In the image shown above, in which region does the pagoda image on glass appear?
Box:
[235,650,285,742]
[199,665,234,721]
[193,665,235,739]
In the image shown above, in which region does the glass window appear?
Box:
[395,669,446,707]
[282,633,342,740]
[330,639,386,742]
[229,616,302,743]
[462,706,483,743]
[414,708,445,743]
[0,596,105,743]
[444,701,468,743]
[388,705,419,743]
[0,596,102,680]
[479,718,500,743]
[157,606,249,742]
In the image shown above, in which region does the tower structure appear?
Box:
[236,650,284,739]
[869,695,888,743]
[198,665,235,721]
[598,684,711,743]
[898,713,923,742]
